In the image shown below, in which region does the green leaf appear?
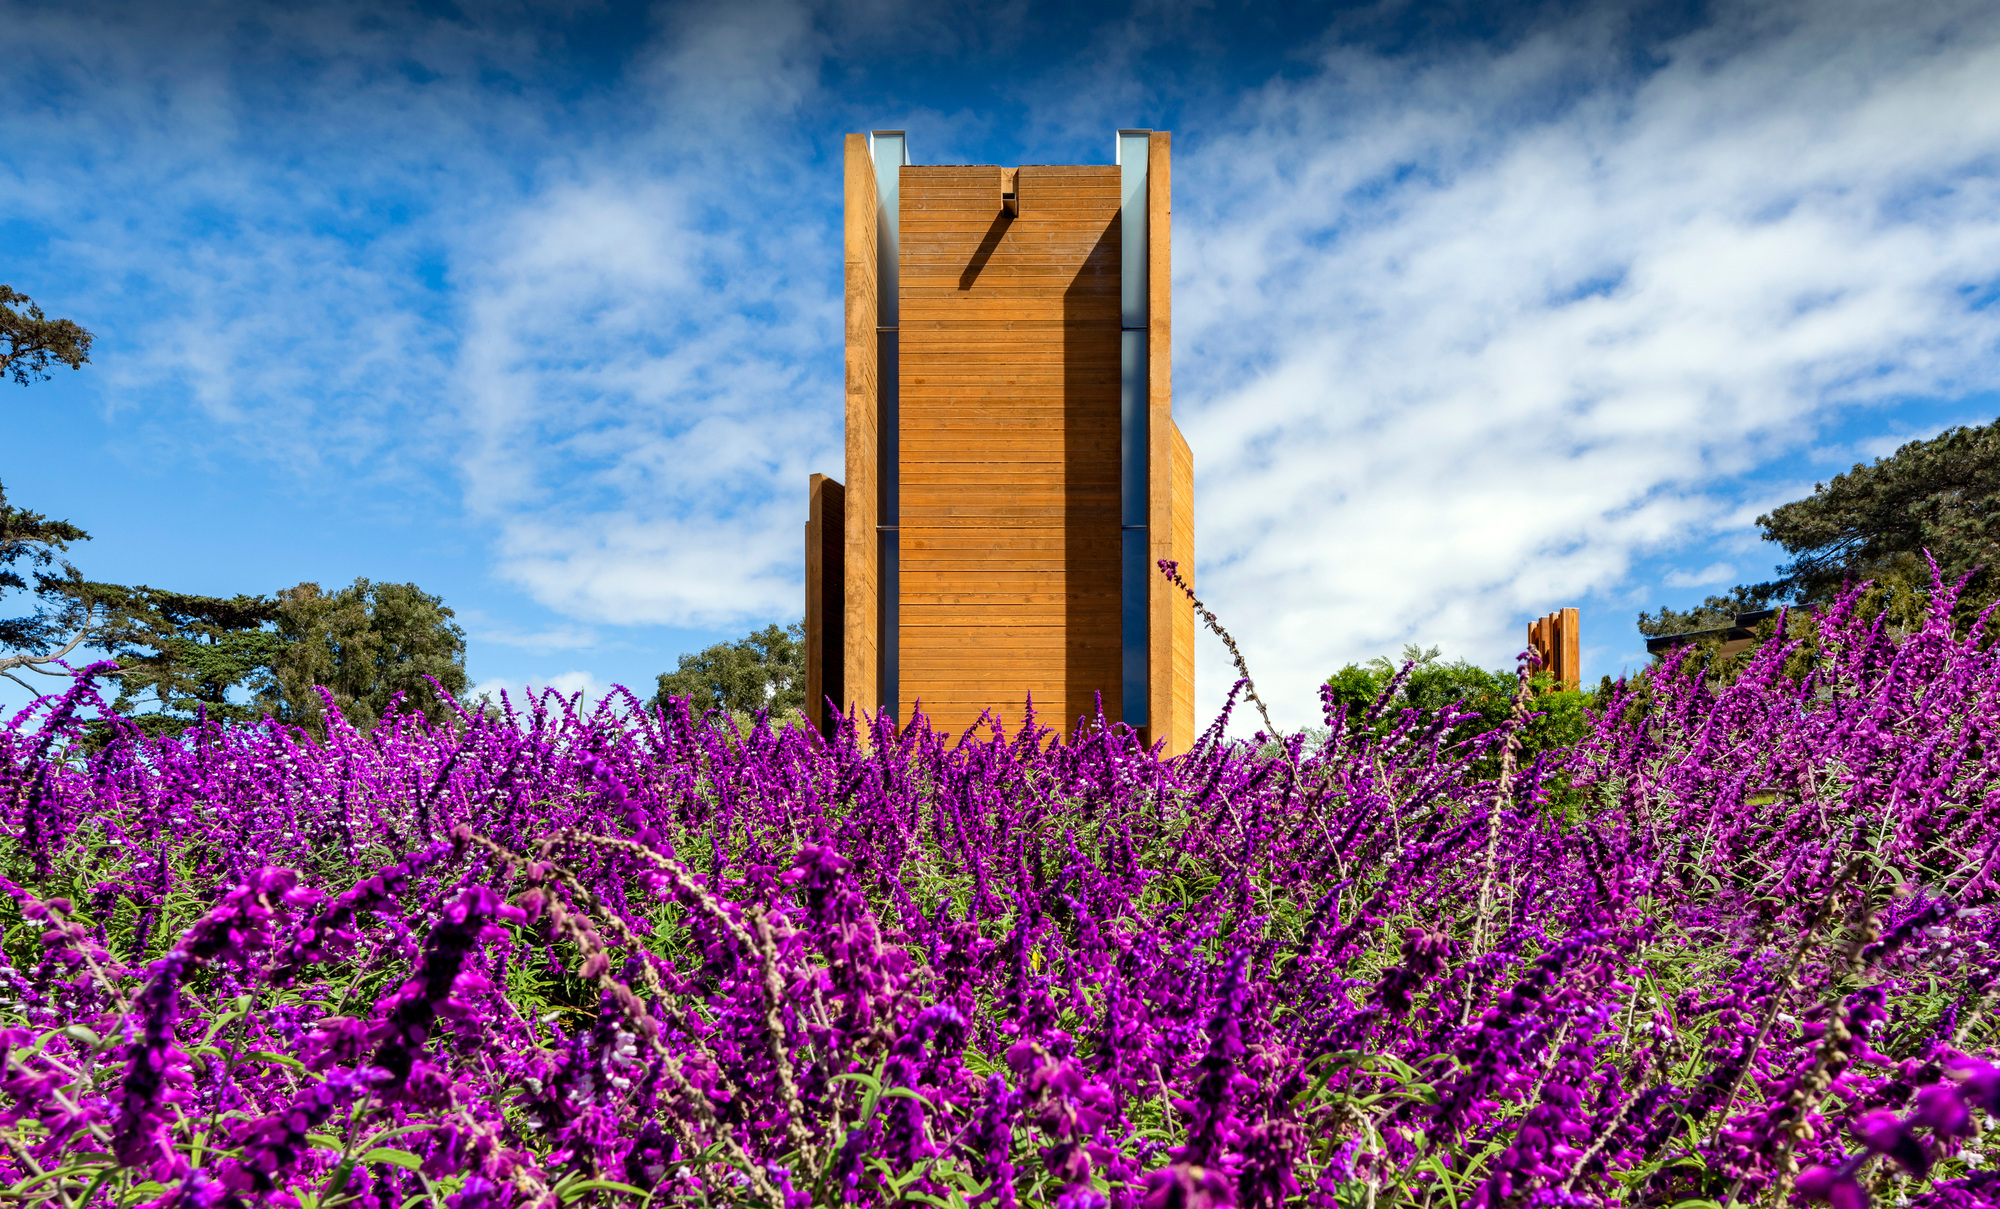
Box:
[198,1012,245,1047]
[10,1163,105,1196]
[74,1164,116,1209]
[1669,1201,1725,1209]
[60,1025,100,1048]
[360,1149,426,1172]
[322,1159,360,1204]
[356,1123,438,1153]
[878,1087,936,1110]
[557,1180,650,1203]
[827,1072,881,1094]
[245,1050,310,1072]
[1414,1156,1461,1209]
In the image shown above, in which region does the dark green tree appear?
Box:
[654,622,804,719]
[17,577,468,738]
[88,587,286,735]
[1759,420,2000,604]
[1,290,101,688]
[1635,585,1774,639]
[1,286,93,386]
[1640,418,2000,637]
[0,480,99,692]
[258,579,470,735]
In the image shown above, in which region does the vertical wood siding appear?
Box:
[1144,132,1182,753]
[897,164,1124,736]
[1169,422,1196,747]
[842,135,880,719]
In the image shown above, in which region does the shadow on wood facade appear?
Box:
[806,131,1196,753]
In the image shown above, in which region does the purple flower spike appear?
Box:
[1796,1163,1870,1209]
[1854,1108,1930,1178]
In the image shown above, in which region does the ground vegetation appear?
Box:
[0,576,1993,1207]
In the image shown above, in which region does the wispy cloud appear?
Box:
[470,670,617,711]
[10,0,2000,733]
[1662,563,1737,589]
[456,610,601,655]
[1171,0,2000,723]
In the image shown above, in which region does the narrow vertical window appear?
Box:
[1118,130,1151,729]
[872,131,907,722]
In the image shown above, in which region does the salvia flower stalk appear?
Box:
[0,575,1994,1206]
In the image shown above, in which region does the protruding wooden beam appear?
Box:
[1559,606,1580,690]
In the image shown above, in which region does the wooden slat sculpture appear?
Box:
[1527,607,1581,690]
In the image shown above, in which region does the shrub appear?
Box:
[0,579,1994,1209]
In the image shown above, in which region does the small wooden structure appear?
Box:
[805,130,1197,752]
[1642,608,1780,659]
[1527,608,1581,690]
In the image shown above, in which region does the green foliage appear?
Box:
[1323,643,1611,776]
[654,621,805,720]
[1635,585,1774,638]
[1643,417,2000,637]
[0,285,93,387]
[259,578,470,735]
[0,478,90,654]
[88,585,286,733]
[1760,419,2000,607]
[17,576,467,738]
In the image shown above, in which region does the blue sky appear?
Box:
[5,0,2000,728]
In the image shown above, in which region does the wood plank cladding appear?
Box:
[1169,423,1196,742]
[842,135,880,720]
[898,164,1123,738]
[1144,132,1187,753]
[810,134,1193,752]
[1528,608,1581,690]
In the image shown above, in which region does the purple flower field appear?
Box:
[0,583,1997,1209]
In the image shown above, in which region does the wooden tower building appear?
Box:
[805,130,1195,752]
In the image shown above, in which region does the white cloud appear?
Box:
[1663,563,1737,589]
[471,670,614,710]
[14,0,2000,737]
[449,2,840,627]
[1171,0,2000,726]
[456,610,601,655]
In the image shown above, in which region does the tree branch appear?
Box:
[0,606,122,692]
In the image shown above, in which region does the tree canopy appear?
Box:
[1641,417,2000,637]
[0,286,93,387]
[81,578,468,738]
[86,586,287,733]
[0,480,91,664]
[654,622,804,720]
[2,517,470,736]
[1324,644,1606,782]
[262,579,469,734]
